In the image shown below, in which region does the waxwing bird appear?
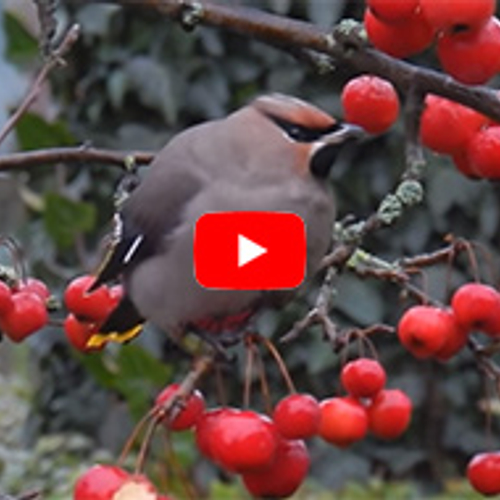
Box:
[88,94,365,347]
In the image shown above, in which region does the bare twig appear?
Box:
[0,146,154,171]
[281,267,341,345]
[0,24,80,146]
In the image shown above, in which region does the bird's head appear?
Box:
[248,93,366,178]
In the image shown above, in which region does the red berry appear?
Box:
[364,7,435,59]
[434,310,469,361]
[452,150,480,178]
[318,396,368,448]
[1,291,48,342]
[451,283,500,337]
[341,75,400,134]
[467,126,500,179]
[73,464,129,500]
[467,452,500,496]
[437,17,500,85]
[15,277,50,301]
[195,408,233,461]
[397,305,455,359]
[210,409,279,473]
[64,313,101,352]
[273,393,320,439]
[367,389,412,440]
[420,0,495,32]
[195,407,228,461]
[64,275,116,322]
[341,358,387,398]
[0,281,13,316]
[367,0,419,24]
[155,383,205,431]
[112,474,158,499]
[242,439,310,498]
[419,94,487,155]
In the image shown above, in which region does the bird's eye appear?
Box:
[266,114,341,143]
[287,125,308,141]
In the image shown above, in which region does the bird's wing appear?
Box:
[92,169,204,289]
[87,169,204,346]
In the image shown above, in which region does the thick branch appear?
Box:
[115,0,500,121]
[0,146,154,171]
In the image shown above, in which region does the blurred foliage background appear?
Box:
[0,1,500,498]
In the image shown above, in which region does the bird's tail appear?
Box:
[86,294,145,349]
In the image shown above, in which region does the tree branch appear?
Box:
[109,0,500,121]
[0,146,154,171]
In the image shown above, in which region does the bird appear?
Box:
[86,94,365,349]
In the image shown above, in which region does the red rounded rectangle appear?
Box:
[194,211,306,290]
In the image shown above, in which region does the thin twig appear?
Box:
[0,24,80,146]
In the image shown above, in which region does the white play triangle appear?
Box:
[238,234,267,268]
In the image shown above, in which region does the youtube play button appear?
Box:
[238,234,267,268]
[194,212,306,290]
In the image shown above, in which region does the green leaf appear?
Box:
[111,345,172,418]
[3,12,38,62]
[16,112,74,151]
[77,344,172,420]
[75,352,115,390]
[43,192,96,248]
[116,344,172,387]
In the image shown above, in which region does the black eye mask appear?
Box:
[266,114,342,143]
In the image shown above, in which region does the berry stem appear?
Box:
[243,336,257,408]
[135,412,163,474]
[255,340,273,415]
[259,335,296,395]
[117,407,157,467]
[162,431,197,500]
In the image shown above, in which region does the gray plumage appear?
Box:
[94,94,364,340]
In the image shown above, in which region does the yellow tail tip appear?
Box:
[86,324,144,349]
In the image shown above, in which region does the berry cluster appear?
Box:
[341,76,500,181]
[419,94,500,180]
[398,282,500,361]
[398,282,500,496]
[320,359,412,445]
[74,464,172,500]
[75,365,412,499]
[365,0,500,85]
[0,277,50,342]
[63,274,122,351]
[193,360,411,496]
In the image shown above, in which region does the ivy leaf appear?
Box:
[43,192,96,248]
[3,11,38,62]
[110,345,172,419]
[16,112,74,151]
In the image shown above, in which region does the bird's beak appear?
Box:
[320,122,368,145]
